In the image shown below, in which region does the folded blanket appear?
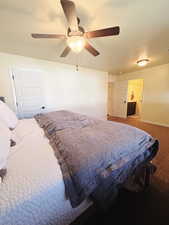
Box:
[35,111,158,208]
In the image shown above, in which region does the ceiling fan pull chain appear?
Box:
[76,54,79,71]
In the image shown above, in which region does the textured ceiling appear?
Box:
[0,0,169,74]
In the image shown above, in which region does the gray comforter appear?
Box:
[35,111,157,208]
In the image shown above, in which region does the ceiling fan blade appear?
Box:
[84,26,120,39]
[60,0,78,32]
[60,46,71,57]
[85,42,100,57]
[31,33,66,39]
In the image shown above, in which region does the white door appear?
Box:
[113,80,128,118]
[12,68,46,118]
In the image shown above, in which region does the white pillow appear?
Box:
[0,121,11,170]
[0,100,18,129]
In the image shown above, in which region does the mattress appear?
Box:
[0,119,91,225]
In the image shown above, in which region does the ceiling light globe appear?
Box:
[67,36,86,53]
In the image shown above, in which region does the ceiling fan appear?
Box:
[31,0,120,57]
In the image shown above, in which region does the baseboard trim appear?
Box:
[141,120,169,128]
[108,114,127,119]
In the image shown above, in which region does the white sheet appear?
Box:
[0,119,91,225]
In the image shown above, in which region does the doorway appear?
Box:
[127,79,144,119]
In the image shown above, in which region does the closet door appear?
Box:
[12,67,46,118]
[113,80,128,118]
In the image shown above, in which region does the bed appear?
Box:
[0,118,91,225]
[0,110,158,225]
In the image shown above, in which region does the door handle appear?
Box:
[124,100,127,104]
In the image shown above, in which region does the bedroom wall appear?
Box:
[0,52,108,119]
[113,63,169,126]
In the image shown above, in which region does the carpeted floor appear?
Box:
[84,117,169,225]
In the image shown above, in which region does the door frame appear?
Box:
[9,67,18,114]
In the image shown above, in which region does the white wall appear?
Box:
[111,63,169,126]
[0,52,108,119]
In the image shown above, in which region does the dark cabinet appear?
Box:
[127,102,136,116]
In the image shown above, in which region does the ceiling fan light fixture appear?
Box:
[31,0,120,57]
[67,36,86,53]
[137,59,150,67]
